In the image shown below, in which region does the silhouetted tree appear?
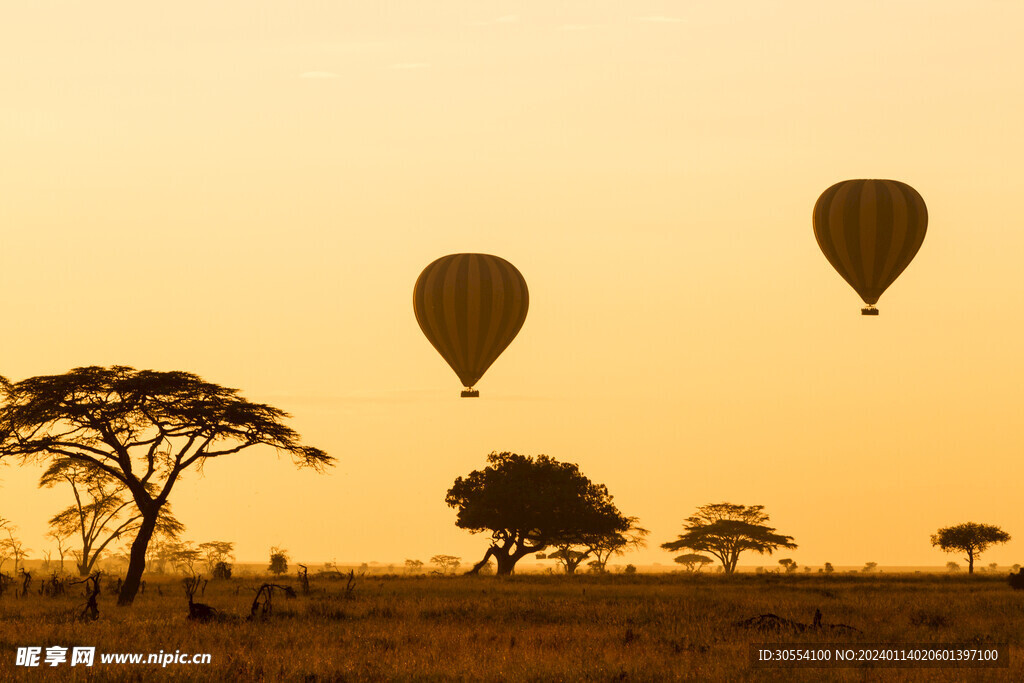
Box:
[42,458,183,576]
[0,517,11,574]
[823,562,834,574]
[446,452,631,576]
[430,555,461,575]
[586,517,649,573]
[170,541,202,576]
[404,559,424,575]
[0,366,331,605]
[48,531,70,575]
[199,541,235,576]
[931,523,1010,575]
[268,547,289,576]
[0,525,29,576]
[862,561,878,573]
[539,546,589,575]
[778,558,797,573]
[145,533,182,574]
[660,503,796,574]
[674,554,713,573]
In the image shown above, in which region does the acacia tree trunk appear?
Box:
[967,552,975,575]
[468,540,543,576]
[118,513,157,605]
[495,551,518,576]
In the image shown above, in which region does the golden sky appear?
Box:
[2,1,1023,569]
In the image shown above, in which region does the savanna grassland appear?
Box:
[0,572,1020,681]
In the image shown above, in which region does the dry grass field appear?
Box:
[0,572,1020,681]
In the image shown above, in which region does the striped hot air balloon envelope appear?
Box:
[813,179,928,315]
[413,254,529,397]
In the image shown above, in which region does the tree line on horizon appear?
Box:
[0,366,1016,608]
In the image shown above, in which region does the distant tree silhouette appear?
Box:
[862,561,878,573]
[0,366,331,605]
[660,503,796,574]
[541,518,648,575]
[268,547,289,576]
[446,452,630,576]
[823,562,834,574]
[170,541,202,576]
[145,533,183,574]
[586,517,649,573]
[41,458,183,576]
[674,554,713,573]
[1,525,29,576]
[539,546,589,575]
[404,559,424,575]
[931,523,1010,575]
[199,542,235,577]
[430,555,461,575]
[778,558,797,573]
[48,531,70,575]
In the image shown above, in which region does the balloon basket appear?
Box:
[861,307,879,316]
[461,390,480,398]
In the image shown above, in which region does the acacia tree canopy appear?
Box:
[931,522,1010,575]
[0,366,331,604]
[446,452,630,576]
[661,503,796,574]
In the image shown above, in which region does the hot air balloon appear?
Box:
[813,179,927,315]
[413,253,529,397]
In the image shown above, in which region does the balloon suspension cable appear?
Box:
[460,388,480,398]
[861,306,879,316]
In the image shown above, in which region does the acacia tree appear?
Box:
[170,541,202,576]
[145,533,183,574]
[41,458,183,576]
[446,452,631,576]
[931,523,1010,575]
[1,524,29,576]
[540,546,590,575]
[47,531,70,575]
[543,518,649,575]
[0,366,331,604]
[430,555,461,575]
[661,503,796,574]
[586,518,649,573]
[0,518,28,575]
[674,554,713,573]
[199,541,235,578]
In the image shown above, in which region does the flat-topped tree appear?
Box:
[0,366,332,605]
[931,522,1010,575]
[446,452,630,575]
[661,503,796,574]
